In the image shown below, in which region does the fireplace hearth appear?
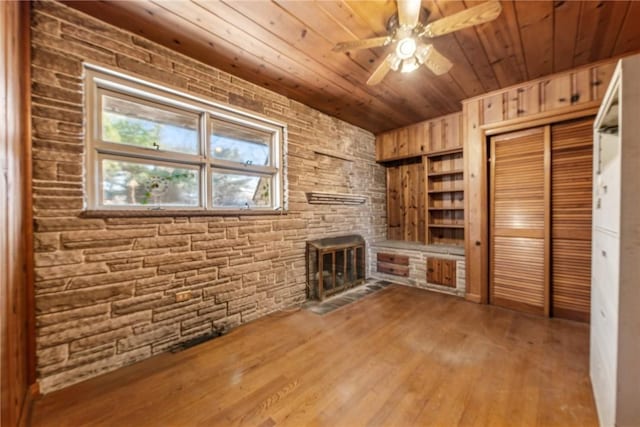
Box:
[306,235,365,301]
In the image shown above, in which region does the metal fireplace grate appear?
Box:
[306,235,365,301]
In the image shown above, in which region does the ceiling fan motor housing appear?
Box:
[386,8,431,33]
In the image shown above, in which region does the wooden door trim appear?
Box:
[489,136,496,305]
[476,107,598,306]
[543,125,551,317]
[482,104,600,136]
[423,155,429,244]
[490,126,546,142]
[21,0,36,386]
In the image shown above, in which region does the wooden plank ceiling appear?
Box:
[64,0,640,134]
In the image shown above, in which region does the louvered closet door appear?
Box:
[490,127,549,315]
[551,118,593,322]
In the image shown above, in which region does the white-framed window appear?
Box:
[84,64,286,212]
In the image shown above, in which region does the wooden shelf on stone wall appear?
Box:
[313,148,355,162]
[306,192,366,205]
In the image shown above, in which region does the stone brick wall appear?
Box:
[31,0,386,393]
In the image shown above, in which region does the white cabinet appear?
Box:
[591,54,640,427]
[593,132,620,235]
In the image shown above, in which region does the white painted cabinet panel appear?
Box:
[591,54,640,427]
[593,132,621,235]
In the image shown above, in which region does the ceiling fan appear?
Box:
[333,0,503,85]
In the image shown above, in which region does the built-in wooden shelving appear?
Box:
[376,112,465,247]
[425,147,463,157]
[427,188,464,194]
[428,169,463,177]
[426,144,464,246]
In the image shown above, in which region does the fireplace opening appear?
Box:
[306,235,365,301]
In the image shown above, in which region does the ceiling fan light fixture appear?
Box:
[400,57,419,73]
[396,37,417,60]
[336,1,503,85]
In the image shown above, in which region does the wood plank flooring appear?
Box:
[30,285,598,427]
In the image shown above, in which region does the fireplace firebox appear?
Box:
[306,235,365,301]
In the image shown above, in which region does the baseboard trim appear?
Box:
[18,383,39,427]
[465,293,482,303]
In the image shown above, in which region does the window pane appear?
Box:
[212,171,271,208]
[101,158,199,207]
[102,95,199,155]
[210,118,271,166]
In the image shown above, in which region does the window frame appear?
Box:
[97,153,203,209]
[85,64,287,213]
[210,167,275,209]
[98,88,204,158]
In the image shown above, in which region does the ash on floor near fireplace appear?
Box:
[302,280,393,315]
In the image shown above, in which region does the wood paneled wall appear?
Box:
[1,1,33,426]
[376,112,462,162]
[377,113,464,246]
[386,159,425,243]
[463,58,616,303]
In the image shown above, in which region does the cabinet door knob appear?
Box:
[475,240,481,246]
[601,250,607,257]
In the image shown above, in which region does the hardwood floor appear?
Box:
[30,285,597,427]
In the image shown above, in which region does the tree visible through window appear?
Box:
[86,65,284,211]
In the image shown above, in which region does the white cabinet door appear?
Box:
[593,132,621,235]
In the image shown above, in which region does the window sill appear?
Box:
[81,209,288,218]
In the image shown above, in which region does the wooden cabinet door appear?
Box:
[490,127,549,315]
[386,160,426,243]
[551,118,593,322]
[427,258,456,287]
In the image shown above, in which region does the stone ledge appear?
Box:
[372,239,465,257]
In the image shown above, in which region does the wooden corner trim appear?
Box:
[465,293,482,304]
[17,383,39,427]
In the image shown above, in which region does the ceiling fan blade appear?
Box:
[422,1,502,38]
[332,36,392,52]
[397,0,421,29]
[421,45,453,76]
[367,53,396,86]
